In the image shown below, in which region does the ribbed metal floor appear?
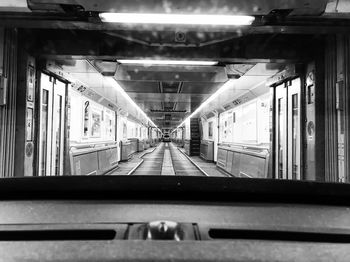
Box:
[131,142,205,176]
[131,143,165,176]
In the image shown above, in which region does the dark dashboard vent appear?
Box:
[209,229,350,243]
[0,230,116,241]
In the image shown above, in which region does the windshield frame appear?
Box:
[1,176,350,206]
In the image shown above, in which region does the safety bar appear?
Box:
[218,143,270,156]
[70,141,118,150]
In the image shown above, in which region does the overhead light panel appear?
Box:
[117,59,218,66]
[99,13,255,26]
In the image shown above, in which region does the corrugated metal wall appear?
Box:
[324,36,339,182]
[324,35,350,183]
[0,28,18,178]
[343,36,350,182]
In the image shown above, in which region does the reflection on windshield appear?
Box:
[0,1,349,184]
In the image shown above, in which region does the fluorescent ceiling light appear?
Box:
[106,77,161,132]
[174,79,236,131]
[117,59,218,66]
[99,13,255,26]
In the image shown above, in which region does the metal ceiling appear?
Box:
[26,0,329,16]
[114,64,228,82]
[192,63,283,118]
[1,0,349,35]
[112,63,228,128]
[2,0,339,130]
[57,59,283,130]
[56,59,229,129]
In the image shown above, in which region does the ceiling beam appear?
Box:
[2,15,350,34]
[20,29,318,62]
[128,93,209,102]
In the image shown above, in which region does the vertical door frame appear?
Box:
[51,78,66,176]
[272,76,303,180]
[287,78,302,180]
[38,73,53,176]
[37,72,67,176]
[274,82,288,179]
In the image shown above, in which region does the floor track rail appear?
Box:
[175,146,210,177]
[169,143,208,177]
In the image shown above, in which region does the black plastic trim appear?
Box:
[0,230,116,241]
[0,176,350,206]
[209,228,350,243]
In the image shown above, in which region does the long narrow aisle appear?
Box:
[132,143,165,175]
[168,143,204,176]
[130,142,206,176]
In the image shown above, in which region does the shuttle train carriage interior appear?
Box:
[0,0,347,183]
[14,37,318,179]
[37,60,309,179]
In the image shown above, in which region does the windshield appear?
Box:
[0,0,349,183]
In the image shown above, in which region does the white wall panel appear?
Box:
[69,88,116,144]
[218,92,270,145]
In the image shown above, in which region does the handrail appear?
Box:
[218,145,269,159]
[201,139,214,144]
[69,141,118,153]
[218,142,270,152]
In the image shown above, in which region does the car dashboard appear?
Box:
[0,176,350,261]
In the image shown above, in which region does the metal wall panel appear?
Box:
[324,36,339,182]
[72,151,98,176]
[14,50,36,177]
[216,148,227,169]
[342,36,350,183]
[305,63,316,180]
[0,28,17,178]
[324,36,350,183]
[216,145,269,178]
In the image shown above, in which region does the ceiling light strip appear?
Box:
[117,59,218,66]
[106,77,161,132]
[99,13,255,26]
